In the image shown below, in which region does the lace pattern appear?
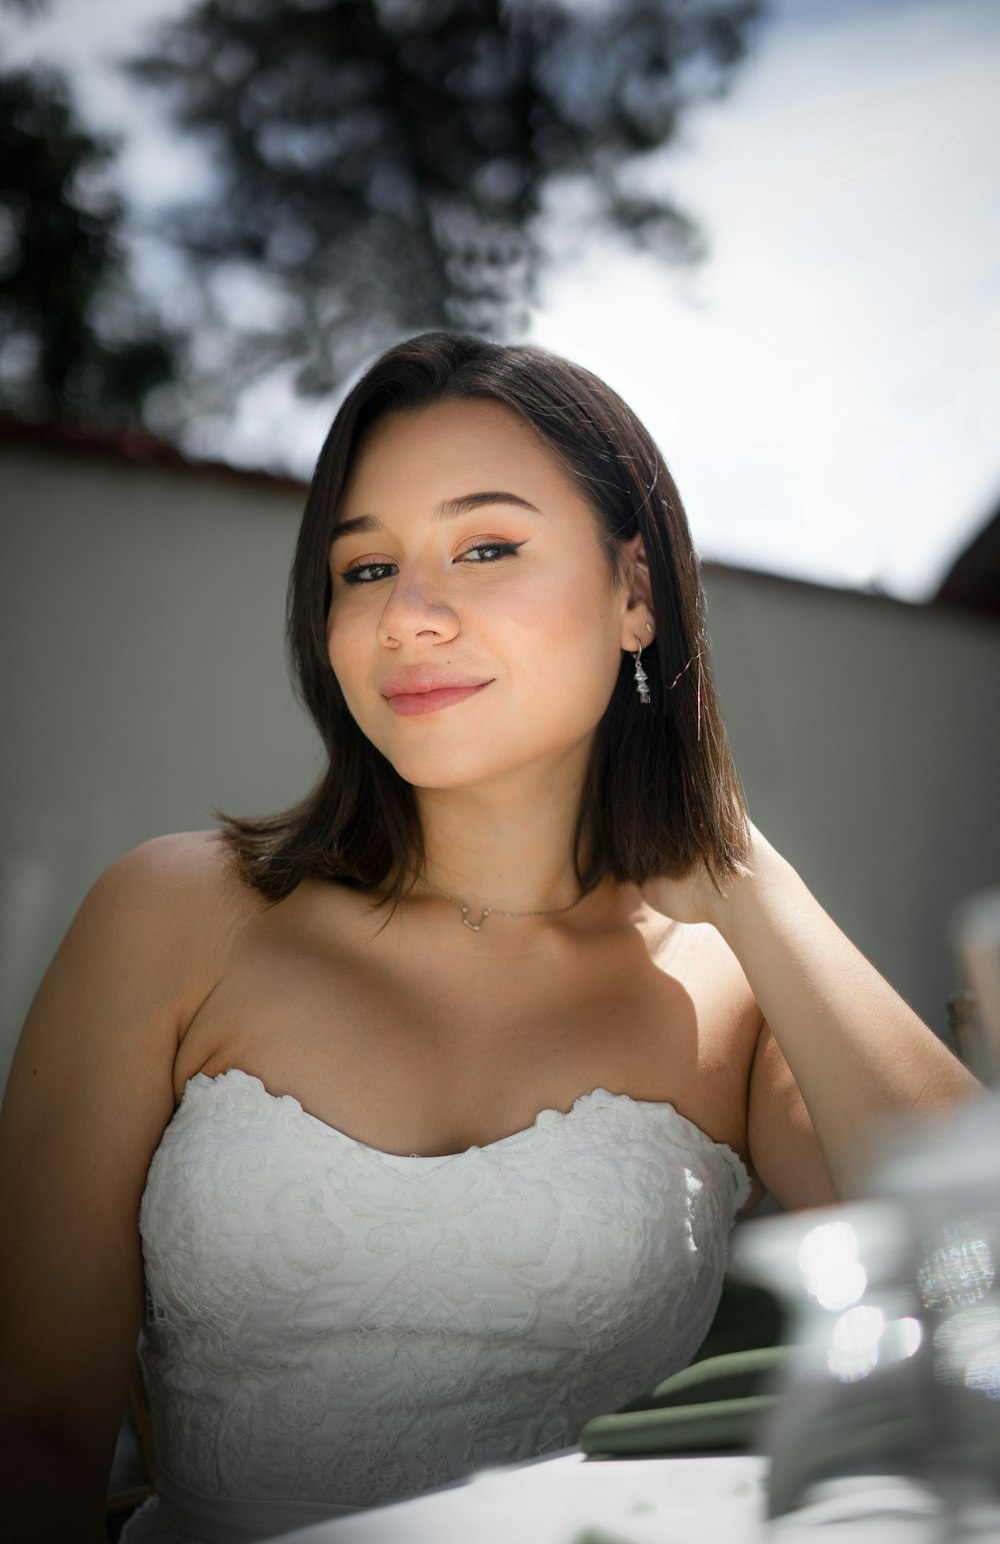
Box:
[126,1068,749,1538]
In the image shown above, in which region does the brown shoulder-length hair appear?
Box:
[217,331,750,906]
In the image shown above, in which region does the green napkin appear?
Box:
[579,1346,793,1458]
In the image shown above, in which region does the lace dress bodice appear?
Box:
[121,1067,750,1543]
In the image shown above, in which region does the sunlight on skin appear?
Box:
[326,399,651,840]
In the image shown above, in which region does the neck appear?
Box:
[411,755,591,918]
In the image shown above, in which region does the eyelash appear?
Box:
[340,541,524,586]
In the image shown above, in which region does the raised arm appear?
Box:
[643,825,980,1203]
[0,833,229,1543]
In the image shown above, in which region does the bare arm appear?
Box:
[0,834,230,1542]
[644,826,979,1202]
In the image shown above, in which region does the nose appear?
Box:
[376,561,460,648]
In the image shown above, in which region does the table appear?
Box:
[267,1452,768,1543]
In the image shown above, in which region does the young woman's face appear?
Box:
[326,396,649,792]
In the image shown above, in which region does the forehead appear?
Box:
[341,397,590,515]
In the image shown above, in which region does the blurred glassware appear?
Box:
[732,1199,940,1531]
[728,883,1000,1539]
[874,1095,1000,1535]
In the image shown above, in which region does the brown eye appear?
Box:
[458,542,524,564]
[341,561,397,585]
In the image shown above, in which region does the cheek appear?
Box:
[495,561,623,669]
[325,611,373,731]
[326,600,363,673]
[491,571,624,739]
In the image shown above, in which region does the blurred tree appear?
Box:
[131,0,765,412]
[0,0,176,427]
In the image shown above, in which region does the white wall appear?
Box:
[1,441,320,1087]
[2,436,998,1088]
[704,567,1000,1039]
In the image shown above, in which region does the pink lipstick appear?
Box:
[380,669,492,718]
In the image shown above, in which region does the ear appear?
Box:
[618,532,655,651]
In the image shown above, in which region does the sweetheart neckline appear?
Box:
[183,1067,751,1186]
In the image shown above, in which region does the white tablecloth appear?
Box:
[264,1454,996,1543]
[267,1452,768,1543]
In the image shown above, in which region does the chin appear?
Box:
[380,747,503,791]
[356,702,601,792]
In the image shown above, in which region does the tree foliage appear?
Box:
[0,26,176,427]
[131,0,765,404]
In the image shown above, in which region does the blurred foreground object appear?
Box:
[732,886,1000,1538]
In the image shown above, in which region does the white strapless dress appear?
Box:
[120,1068,750,1543]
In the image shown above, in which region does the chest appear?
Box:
[176,891,756,1160]
[140,1068,749,1505]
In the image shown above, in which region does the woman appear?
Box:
[0,333,977,1543]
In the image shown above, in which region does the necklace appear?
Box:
[419,877,586,932]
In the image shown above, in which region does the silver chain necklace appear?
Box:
[419,877,586,932]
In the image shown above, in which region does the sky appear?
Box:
[2,0,998,600]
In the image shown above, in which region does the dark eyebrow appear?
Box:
[437,491,542,517]
[330,490,543,543]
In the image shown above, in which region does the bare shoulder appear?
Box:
[659,922,837,1211]
[98,827,249,916]
[14,829,262,1085]
[644,916,767,1209]
[653,916,758,1017]
[2,827,261,1223]
[89,831,259,994]
[648,915,762,1098]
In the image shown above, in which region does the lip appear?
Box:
[380,668,493,718]
[381,668,491,699]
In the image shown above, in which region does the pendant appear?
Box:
[461,905,493,931]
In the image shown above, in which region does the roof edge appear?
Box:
[0,411,308,495]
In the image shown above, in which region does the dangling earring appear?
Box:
[632,637,651,704]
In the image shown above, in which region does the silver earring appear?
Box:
[632,638,651,704]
